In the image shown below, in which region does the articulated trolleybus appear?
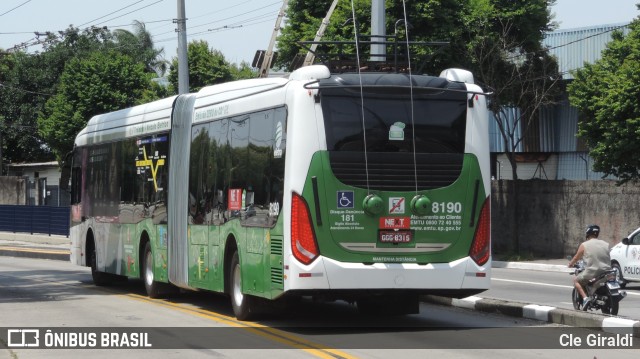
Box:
[69,65,491,320]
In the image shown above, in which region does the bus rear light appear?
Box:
[291,193,319,265]
[470,197,490,266]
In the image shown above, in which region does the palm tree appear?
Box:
[113,20,168,76]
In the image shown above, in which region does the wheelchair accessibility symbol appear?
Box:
[337,191,354,209]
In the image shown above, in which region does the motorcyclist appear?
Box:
[568,224,612,308]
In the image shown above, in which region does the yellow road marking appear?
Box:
[0,261,357,358]
[0,246,69,255]
[125,293,358,359]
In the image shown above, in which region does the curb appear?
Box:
[422,295,640,337]
[0,246,70,261]
[493,260,569,273]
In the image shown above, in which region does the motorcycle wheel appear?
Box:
[601,290,619,316]
[612,262,627,289]
[571,288,582,310]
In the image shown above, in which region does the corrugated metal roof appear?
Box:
[544,23,631,80]
[489,24,633,154]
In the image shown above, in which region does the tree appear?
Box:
[276,0,465,71]
[230,61,258,80]
[113,21,169,76]
[460,1,561,181]
[452,1,561,254]
[277,0,561,254]
[0,26,113,165]
[1,25,170,166]
[0,51,57,164]
[568,20,640,184]
[38,51,148,161]
[168,40,234,93]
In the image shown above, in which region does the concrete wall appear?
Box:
[0,177,27,205]
[492,180,640,258]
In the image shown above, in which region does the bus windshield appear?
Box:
[320,87,467,154]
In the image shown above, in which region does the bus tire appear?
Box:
[89,240,112,286]
[143,241,161,298]
[230,251,256,321]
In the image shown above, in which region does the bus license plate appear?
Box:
[379,230,412,243]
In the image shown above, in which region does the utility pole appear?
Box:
[302,0,339,67]
[176,0,189,94]
[259,0,288,78]
[371,0,386,62]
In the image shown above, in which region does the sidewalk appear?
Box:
[0,232,572,270]
[0,232,638,337]
[0,231,70,261]
[493,258,569,272]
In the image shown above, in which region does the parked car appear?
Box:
[610,227,640,288]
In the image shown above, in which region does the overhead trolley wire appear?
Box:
[78,0,147,28]
[0,0,32,18]
[88,0,165,27]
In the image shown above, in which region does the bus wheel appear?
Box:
[90,242,111,286]
[143,241,161,298]
[230,251,256,321]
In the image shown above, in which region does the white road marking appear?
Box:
[492,277,640,296]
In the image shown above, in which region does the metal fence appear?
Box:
[0,205,69,236]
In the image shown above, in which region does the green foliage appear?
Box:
[0,24,168,165]
[568,22,640,183]
[0,26,115,164]
[230,61,258,80]
[0,51,58,163]
[276,0,557,80]
[112,21,169,76]
[38,51,148,161]
[139,75,173,104]
[168,40,234,93]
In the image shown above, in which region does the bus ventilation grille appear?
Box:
[270,237,283,255]
[328,152,463,191]
[271,267,284,285]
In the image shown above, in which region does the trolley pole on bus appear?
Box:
[176,0,189,94]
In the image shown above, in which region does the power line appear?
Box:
[507,23,631,61]
[187,1,281,32]
[78,0,147,28]
[0,82,54,97]
[189,12,278,37]
[189,0,253,21]
[150,1,281,39]
[0,0,32,18]
[546,23,630,51]
[89,0,165,27]
[3,1,169,52]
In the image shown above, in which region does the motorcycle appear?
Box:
[569,259,626,315]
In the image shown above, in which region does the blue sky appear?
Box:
[0,0,638,65]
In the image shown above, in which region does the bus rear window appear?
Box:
[321,88,467,154]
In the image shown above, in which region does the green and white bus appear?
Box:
[69,65,491,320]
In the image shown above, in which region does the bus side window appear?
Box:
[70,167,81,205]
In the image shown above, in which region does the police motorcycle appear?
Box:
[569,259,626,315]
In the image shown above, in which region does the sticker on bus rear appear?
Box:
[337,191,354,209]
[389,197,405,214]
[389,122,406,140]
[379,217,410,229]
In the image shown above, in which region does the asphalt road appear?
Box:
[487,267,640,320]
[2,256,639,359]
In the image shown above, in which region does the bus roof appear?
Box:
[75,95,177,146]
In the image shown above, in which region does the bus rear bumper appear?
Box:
[69,226,85,266]
[285,256,491,293]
